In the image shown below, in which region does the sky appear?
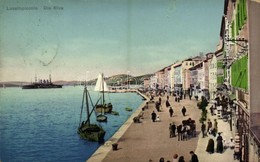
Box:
[0,0,224,82]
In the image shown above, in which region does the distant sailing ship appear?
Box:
[78,85,106,142]
[94,73,113,115]
[22,74,62,89]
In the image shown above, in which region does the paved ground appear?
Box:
[88,94,237,162]
[195,103,237,162]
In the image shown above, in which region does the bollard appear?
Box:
[112,143,118,151]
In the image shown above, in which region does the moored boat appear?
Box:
[94,73,113,114]
[78,85,106,142]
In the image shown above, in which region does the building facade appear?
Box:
[224,0,260,161]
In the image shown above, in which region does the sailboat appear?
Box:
[94,73,113,114]
[77,85,106,142]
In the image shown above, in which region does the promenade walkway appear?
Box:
[195,103,237,162]
[88,94,237,162]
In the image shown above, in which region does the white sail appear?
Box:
[94,73,109,92]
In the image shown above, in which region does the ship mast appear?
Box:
[85,85,90,125]
[102,73,105,106]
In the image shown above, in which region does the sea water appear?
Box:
[0,86,143,162]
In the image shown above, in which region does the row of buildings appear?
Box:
[143,0,259,162]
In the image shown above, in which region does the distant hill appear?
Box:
[0,73,154,88]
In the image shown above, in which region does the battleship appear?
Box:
[22,75,62,89]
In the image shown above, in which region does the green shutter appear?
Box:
[244,0,247,20]
[231,55,248,90]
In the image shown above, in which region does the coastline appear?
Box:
[87,90,149,162]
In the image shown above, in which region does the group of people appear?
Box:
[169,118,196,141]
[201,119,218,138]
[155,151,199,162]
[206,132,225,154]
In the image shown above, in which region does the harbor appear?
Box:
[0,87,144,162]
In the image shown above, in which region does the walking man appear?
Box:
[169,123,173,138]
[181,106,186,116]
[177,124,183,141]
[207,119,212,134]
[166,99,171,108]
[169,107,174,117]
[171,122,176,137]
[151,111,157,122]
[201,122,206,138]
[214,119,218,133]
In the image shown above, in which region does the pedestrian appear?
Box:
[151,111,157,122]
[189,94,192,100]
[155,101,160,112]
[189,151,199,162]
[201,122,206,138]
[166,99,171,108]
[178,156,185,162]
[146,102,149,109]
[169,123,173,138]
[158,97,162,105]
[177,124,183,141]
[206,138,215,153]
[177,95,180,102]
[207,119,212,134]
[181,106,186,116]
[214,119,218,133]
[159,157,164,162]
[172,154,178,162]
[210,105,214,115]
[169,107,174,117]
[171,122,176,137]
[216,132,223,153]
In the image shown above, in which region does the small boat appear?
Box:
[78,85,106,142]
[111,111,119,116]
[125,107,133,111]
[94,73,113,113]
[22,74,62,89]
[96,114,108,122]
